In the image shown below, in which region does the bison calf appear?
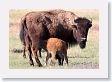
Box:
[45,38,68,66]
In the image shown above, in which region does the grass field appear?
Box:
[9,9,99,69]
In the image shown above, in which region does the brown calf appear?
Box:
[45,38,68,66]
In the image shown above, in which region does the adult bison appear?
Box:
[19,9,92,67]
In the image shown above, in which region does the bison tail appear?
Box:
[19,17,27,46]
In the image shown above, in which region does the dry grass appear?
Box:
[9,9,99,69]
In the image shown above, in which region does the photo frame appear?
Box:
[0,0,108,78]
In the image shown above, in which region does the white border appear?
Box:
[0,0,108,78]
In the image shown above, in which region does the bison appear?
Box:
[46,38,68,66]
[19,9,92,67]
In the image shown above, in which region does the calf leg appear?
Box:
[61,55,64,66]
[58,52,64,66]
[58,57,61,65]
[56,52,61,65]
[50,52,55,65]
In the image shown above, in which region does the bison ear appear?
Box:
[88,22,92,28]
[89,18,92,28]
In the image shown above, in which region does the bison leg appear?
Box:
[35,51,42,67]
[22,43,26,58]
[64,51,68,65]
[26,45,34,66]
[29,50,34,66]
[35,55,42,67]
[46,52,51,65]
[23,46,26,58]
[65,56,68,65]
[32,45,42,67]
[25,35,34,66]
[39,48,42,58]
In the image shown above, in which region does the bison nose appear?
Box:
[80,38,87,42]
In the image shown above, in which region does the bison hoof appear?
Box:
[59,64,63,66]
[30,62,34,66]
[39,56,42,58]
[38,64,43,67]
[30,64,34,66]
[30,63,34,66]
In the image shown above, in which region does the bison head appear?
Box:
[72,17,92,49]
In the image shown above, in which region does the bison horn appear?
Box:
[74,16,79,20]
[90,18,92,23]
[73,16,79,26]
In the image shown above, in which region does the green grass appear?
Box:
[9,9,99,69]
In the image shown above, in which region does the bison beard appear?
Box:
[19,9,92,67]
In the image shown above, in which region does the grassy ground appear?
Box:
[9,9,99,69]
